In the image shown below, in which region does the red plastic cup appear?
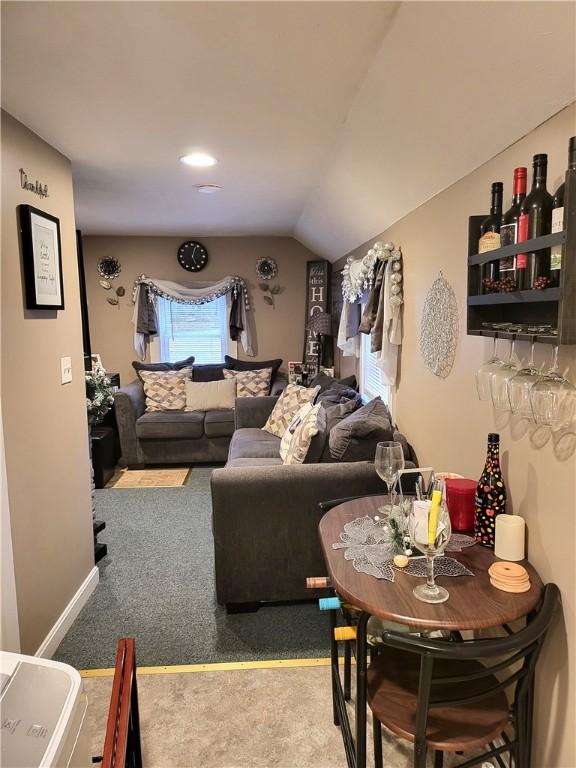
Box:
[445,478,477,532]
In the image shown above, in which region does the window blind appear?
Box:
[360,324,389,404]
[156,295,228,364]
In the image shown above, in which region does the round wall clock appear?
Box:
[255,256,277,281]
[177,240,209,272]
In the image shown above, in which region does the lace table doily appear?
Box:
[332,515,475,582]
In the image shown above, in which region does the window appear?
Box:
[360,325,390,405]
[155,295,229,364]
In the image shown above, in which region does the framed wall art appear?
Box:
[19,204,64,309]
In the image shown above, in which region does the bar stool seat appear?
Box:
[367,646,509,752]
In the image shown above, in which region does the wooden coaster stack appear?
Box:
[489,561,531,593]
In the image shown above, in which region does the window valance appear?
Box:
[132,275,254,360]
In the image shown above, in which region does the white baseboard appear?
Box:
[35,566,99,659]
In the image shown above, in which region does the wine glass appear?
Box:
[408,497,452,604]
[490,338,520,410]
[375,441,405,516]
[475,336,504,401]
[507,340,543,417]
[530,346,576,429]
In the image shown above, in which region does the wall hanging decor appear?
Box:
[18,204,64,309]
[341,241,389,303]
[177,240,209,272]
[255,256,277,281]
[97,256,121,280]
[302,260,331,374]
[132,275,253,359]
[420,271,459,379]
[258,282,283,309]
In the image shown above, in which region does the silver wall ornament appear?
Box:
[420,271,458,379]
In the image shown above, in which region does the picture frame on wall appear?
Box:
[18,204,64,309]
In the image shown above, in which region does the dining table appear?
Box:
[318,494,544,768]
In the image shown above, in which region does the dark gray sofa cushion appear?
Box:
[316,384,362,407]
[136,410,205,440]
[192,364,225,382]
[228,428,281,460]
[227,457,284,468]
[225,355,282,378]
[309,372,357,392]
[132,356,195,381]
[328,397,394,462]
[204,409,235,438]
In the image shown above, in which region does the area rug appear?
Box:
[54,467,329,669]
[105,467,191,489]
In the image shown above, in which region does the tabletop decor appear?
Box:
[420,270,458,378]
[18,204,64,309]
[332,515,475,582]
[86,367,115,425]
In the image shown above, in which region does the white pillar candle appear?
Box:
[495,515,526,562]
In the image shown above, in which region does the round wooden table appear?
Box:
[318,494,544,768]
[319,494,543,631]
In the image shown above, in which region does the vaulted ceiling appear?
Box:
[2,2,575,260]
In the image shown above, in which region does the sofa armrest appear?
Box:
[211,461,383,604]
[270,375,288,397]
[114,380,146,468]
[234,396,278,430]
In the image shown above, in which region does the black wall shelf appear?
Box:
[468,288,560,306]
[466,167,576,346]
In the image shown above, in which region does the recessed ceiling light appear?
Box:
[180,152,217,167]
[195,184,222,194]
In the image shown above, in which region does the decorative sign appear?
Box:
[302,260,331,374]
[18,205,64,310]
[19,168,49,198]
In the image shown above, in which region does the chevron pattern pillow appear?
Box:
[280,402,322,464]
[140,368,193,411]
[263,383,320,438]
[223,367,272,398]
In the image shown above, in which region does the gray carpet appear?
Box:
[54,467,329,669]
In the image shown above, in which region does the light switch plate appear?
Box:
[60,356,72,384]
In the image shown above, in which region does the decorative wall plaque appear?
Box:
[302,260,331,374]
[420,271,458,379]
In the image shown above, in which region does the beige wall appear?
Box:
[1,112,94,654]
[336,104,576,766]
[83,236,319,385]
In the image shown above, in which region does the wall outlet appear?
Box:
[60,357,72,384]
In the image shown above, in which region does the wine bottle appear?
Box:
[478,182,503,292]
[474,433,506,548]
[550,136,576,288]
[517,154,553,290]
[499,167,527,289]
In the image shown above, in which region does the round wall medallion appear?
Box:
[97,257,121,280]
[255,257,277,280]
[177,240,209,272]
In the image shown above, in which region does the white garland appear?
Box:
[342,241,402,303]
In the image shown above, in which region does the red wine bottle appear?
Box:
[474,433,507,548]
[517,154,553,290]
[499,167,527,289]
[478,182,503,292]
[550,136,576,288]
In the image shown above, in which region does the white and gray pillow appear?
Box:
[280,403,322,465]
[223,367,272,398]
[263,383,320,438]
[140,368,193,412]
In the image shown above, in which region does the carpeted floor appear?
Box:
[54,467,329,669]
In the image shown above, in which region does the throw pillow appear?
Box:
[224,355,282,378]
[328,397,394,462]
[315,384,362,407]
[185,379,236,412]
[262,383,320,438]
[140,368,193,412]
[308,372,358,392]
[280,403,322,465]
[317,398,360,462]
[223,367,272,397]
[132,355,195,381]
[192,364,225,382]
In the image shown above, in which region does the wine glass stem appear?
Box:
[426,553,436,590]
